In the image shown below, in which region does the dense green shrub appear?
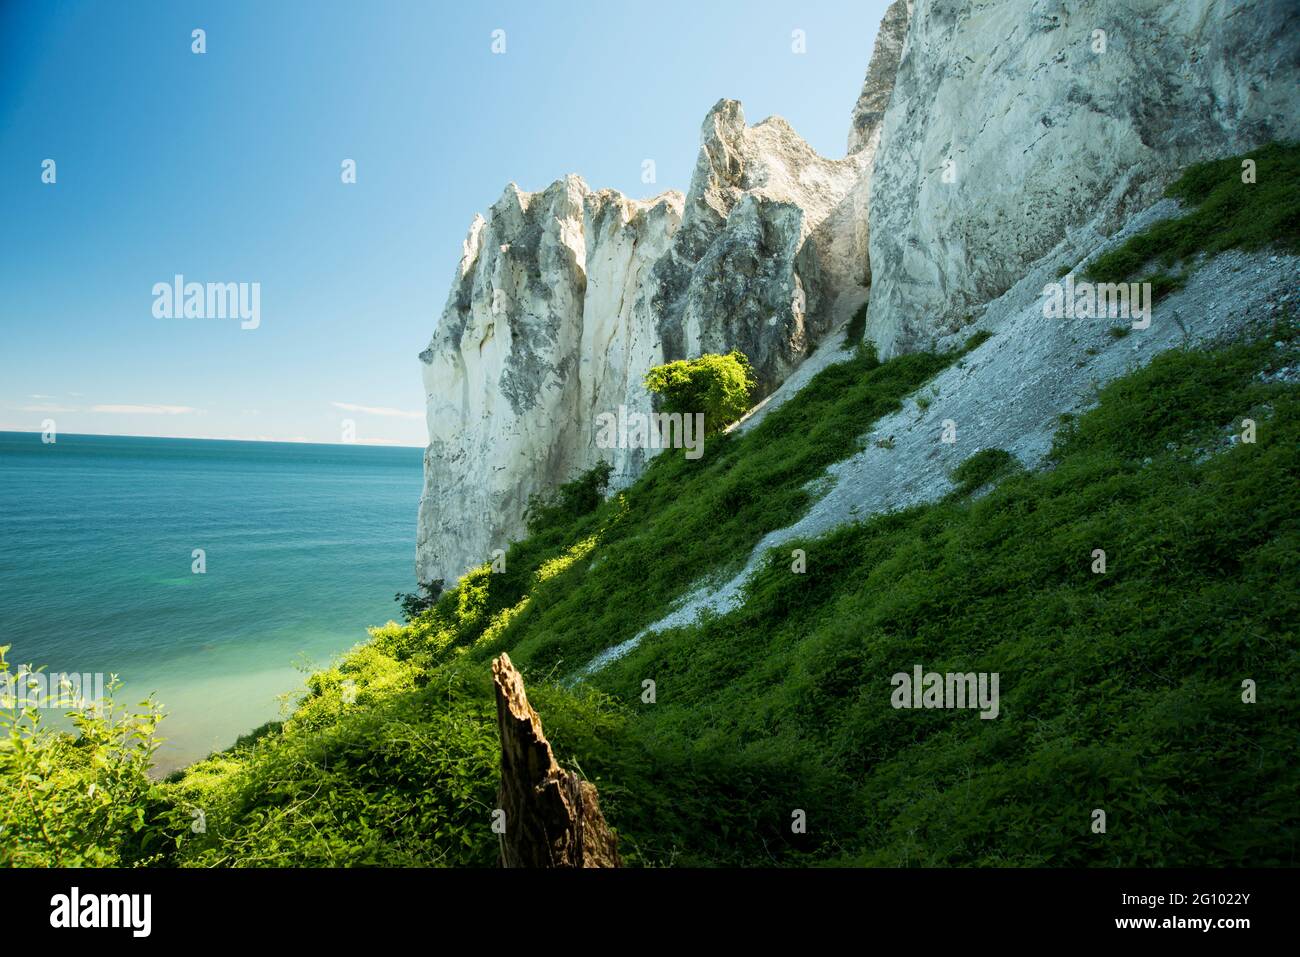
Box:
[844,302,868,346]
[524,460,614,536]
[0,650,176,866]
[166,651,500,867]
[950,447,1020,495]
[644,350,756,435]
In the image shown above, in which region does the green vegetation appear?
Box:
[1086,142,1300,299]
[4,314,1296,868]
[949,447,1019,495]
[166,654,501,866]
[844,302,868,345]
[586,321,1298,865]
[644,350,756,435]
[0,654,172,866]
[525,460,613,536]
[394,579,444,622]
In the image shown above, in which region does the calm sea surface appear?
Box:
[0,431,424,773]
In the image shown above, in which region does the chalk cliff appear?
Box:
[418,0,1298,587]
[416,95,894,585]
[864,0,1300,356]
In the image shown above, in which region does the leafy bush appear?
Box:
[0,649,175,867]
[166,651,501,867]
[843,302,868,346]
[524,460,614,536]
[644,350,756,435]
[394,579,444,622]
[950,447,1019,495]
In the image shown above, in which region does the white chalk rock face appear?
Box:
[848,0,912,157]
[866,0,1300,357]
[416,176,604,587]
[662,100,870,391]
[576,189,684,489]
[844,0,913,292]
[416,99,877,586]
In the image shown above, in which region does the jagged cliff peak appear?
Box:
[415,89,891,586]
[848,0,912,155]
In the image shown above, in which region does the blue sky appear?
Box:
[0,0,887,446]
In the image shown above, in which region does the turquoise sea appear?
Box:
[0,431,424,773]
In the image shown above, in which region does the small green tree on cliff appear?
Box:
[643,350,756,435]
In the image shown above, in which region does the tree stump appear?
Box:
[491,652,621,868]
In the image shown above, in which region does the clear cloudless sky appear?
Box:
[1,0,888,446]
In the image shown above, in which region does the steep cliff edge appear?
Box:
[416,177,680,587]
[865,0,1300,356]
[416,94,895,586]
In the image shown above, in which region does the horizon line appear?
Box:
[0,429,426,450]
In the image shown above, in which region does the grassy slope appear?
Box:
[592,330,1299,866]
[166,321,1299,867]
[164,147,1300,868]
[1085,140,1300,299]
[167,340,961,866]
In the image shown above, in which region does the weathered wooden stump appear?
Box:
[491,652,621,868]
